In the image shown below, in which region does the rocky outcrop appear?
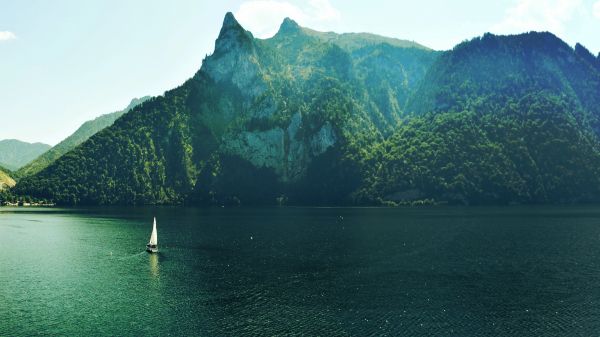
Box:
[309,122,336,155]
[201,12,266,100]
[223,128,286,172]
[277,18,302,36]
[202,14,346,183]
[222,113,337,182]
[0,169,15,190]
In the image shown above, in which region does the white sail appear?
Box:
[149,217,158,246]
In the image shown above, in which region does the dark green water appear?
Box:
[2,206,600,336]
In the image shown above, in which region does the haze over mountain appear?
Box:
[16,96,151,178]
[0,140,51,171]
[14,13,600,206]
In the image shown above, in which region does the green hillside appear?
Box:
[16,96,151,178]
[357,32,600,204]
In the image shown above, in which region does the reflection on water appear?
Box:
[149,253,159,278]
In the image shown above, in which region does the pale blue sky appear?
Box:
[2,0,599,145]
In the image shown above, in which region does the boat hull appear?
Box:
[146,244,158,253]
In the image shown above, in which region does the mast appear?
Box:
[149,217,158,246]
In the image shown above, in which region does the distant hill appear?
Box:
[16,96,151,178]
[0,140,51,171]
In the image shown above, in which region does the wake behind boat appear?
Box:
[146,217,158,253]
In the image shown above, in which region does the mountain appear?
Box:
[14,16,600,206]
[0,140,51,171]
[407,32,600,124]
[358,32,600,204]
[16,96,151,178]
[15,13,438,205]
[0,165,15,190]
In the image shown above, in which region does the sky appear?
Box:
[1,0,599,145]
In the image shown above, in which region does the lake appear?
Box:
[2,206,600,336]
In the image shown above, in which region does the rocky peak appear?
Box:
[222,12,239,30]
[276,17,302,36]
[214,12,253,55]
[200,12,265,101]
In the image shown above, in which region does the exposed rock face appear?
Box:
[309,122,336,155]
[201,12,265,100]
[223,128,286,172]
[286,113,306,180]
[0,169,15,190]
[277,18,302,36]
[202,13,348,183]
[222,113,337,182]
[214,12,253,54]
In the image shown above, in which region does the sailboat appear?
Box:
[146,217,158,253]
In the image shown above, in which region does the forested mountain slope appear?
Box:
[357,32,600,204]
[16,96,151,178]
